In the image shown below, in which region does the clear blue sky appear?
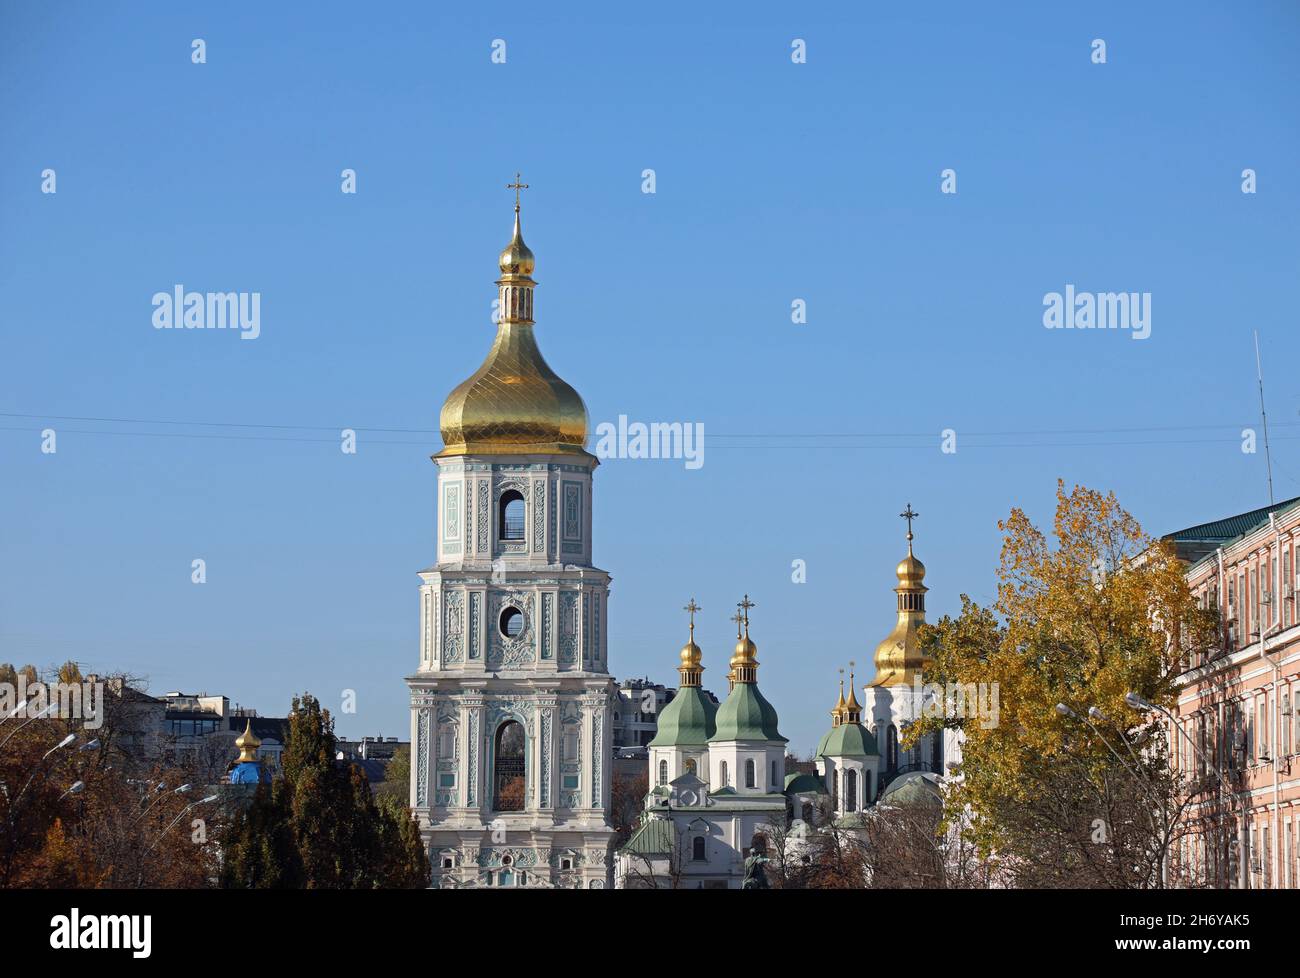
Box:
[2,1,1298,754]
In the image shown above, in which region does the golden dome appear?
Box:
[869,524,932,688]
[437,203,589,458]
[730,635,758,670]
[680,640,702,668]
[896,552,926,587]
[498,209,535,278]
[234,718,261,763]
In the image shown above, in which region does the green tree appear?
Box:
[220,694,428,889]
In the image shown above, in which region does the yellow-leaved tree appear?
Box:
[914,482,1219,888]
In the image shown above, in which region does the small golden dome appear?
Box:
[730,635,758,669]
[896,552,926,587]
[234,718,261,763]
[680,640,702,668]
[498,209,535,278]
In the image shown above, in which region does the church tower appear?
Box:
[407,182,615,888]
[865,504,952,788]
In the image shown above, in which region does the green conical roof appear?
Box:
[647,686,717,748]
[709,683,786,743]
[815,722,878,759]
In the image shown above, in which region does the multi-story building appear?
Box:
[612,679,674,749]
[1164,496,1300,888]
[405,197,617,888]
[159,691,288,780]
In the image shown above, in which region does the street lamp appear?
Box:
[1125,690,1240,888]
[59,781,84,800]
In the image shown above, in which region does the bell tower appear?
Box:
[407,183,615,888]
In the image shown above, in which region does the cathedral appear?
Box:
[407,190,958,889]
[406,185,616,888]
[615,513,959,889]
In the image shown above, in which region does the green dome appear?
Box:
[879,771,943,808]
[647,686,717,748]
[709,683,786,744]
[815,722,878,759]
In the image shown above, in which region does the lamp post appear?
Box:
[1056,702,1170,887]
[1125,691,1240,888]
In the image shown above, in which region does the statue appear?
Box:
[741,833,770,890]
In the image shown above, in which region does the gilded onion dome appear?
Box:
[678,599,704,688]
[437,189,589,458]
[869,505,933,688]
[234,718,261,763]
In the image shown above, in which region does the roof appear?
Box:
[815,722,879,759]
[709,682,786,744]
[1164,496,1300,564]
[784,772,827,795]
[620,817,673,856]
[648,686,717,747]
[878,771,943,809]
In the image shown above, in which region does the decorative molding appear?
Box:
[415,708,430,806]
[532,480,545,553]
[541,592,554,660]
[443,591,464,664]
[476,480,489,554]
[559,592,579,664]
[469,591,482,660]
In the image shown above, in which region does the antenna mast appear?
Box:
[1255,329,1275,506]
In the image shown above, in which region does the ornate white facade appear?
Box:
[406,196,615,888]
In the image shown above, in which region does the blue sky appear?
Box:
[2,1,1298,753]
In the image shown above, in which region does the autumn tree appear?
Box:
[914,483,1218,887]
[220,693,429,889]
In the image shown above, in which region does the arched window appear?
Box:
[744,759,756,788]
[887,725,899,770]
[658,759,668,786]
[685,757,697,775]
[499,490,525,541]
[493,720,525,811]
[800,801,812,823]
[720,760,729,787]
[771,760,778,787]
[832,769,839,808]
[692,836,706,861]
[845,769,858,812]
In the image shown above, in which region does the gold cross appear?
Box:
[737,594,755,625]
[507,172,529,210]
[900,503,919,541]
[730,610,745,637]
[683,598,701,638]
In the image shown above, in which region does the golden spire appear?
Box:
[437,179,590,459]
[729,595,759,685]
[234,718,261,764]
[830,670,847,728]
[844,661,863,723]
[869,506,932,688]
[678,598,704,688]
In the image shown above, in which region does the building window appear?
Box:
[771,760,777,787]
[492,720,526,811]
[887,725,899,770]
[499,490,525,541]
[846,769,858,812]
[658,759,668,786]
[442,857,454,869]
[685,757,697,775]
[692,836,706,861]
[499,606,524,638]
[744,759,755,788]
[832,769,839,808]
[720,760,729,787]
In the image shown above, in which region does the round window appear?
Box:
[499,607,524,638]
